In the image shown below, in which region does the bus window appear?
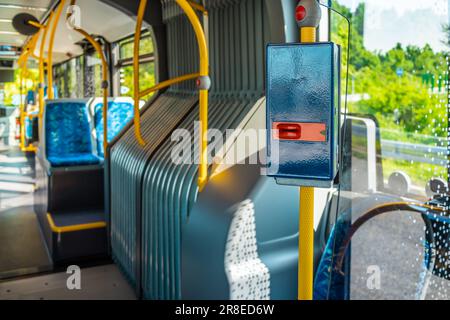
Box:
[330,0,449,300]
[332,0,448,199]
[54,56,84,98]
[116,31,155,101]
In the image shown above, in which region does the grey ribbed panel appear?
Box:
[110,94,197,285]
[141,95,257,300]
[110,0,271,298]
[110,8,199,287]
[140,0,270,299]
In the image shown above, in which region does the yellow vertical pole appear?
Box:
[38,12,52,120]
[133,0,148,146]
[19,68,25,150]
[47,0,66,100]
[298,25,317,301]
[67,0,109,155]
[175,0,209,192]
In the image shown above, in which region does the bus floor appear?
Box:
[0,147,52,280]
[0,146,136,300]
[0,264,136,300]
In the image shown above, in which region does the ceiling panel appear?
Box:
[0,0,139,62]
[33,0,137,64]
[2,0,53,7]
[0,0,53,47]
[0,33,26,46]
[0,21,16,33]
[0,7,46,20]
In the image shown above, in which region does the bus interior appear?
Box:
[0,0,448,301]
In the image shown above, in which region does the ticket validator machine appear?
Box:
[266,0,341,300]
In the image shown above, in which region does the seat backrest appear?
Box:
[25,111,38,140]
[91,97,134,158]
[25,90,36,106]
[45,99,93,159]
[44,85,59,100]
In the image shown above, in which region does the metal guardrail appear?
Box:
[381,139,448,166]
[352,123,448,166]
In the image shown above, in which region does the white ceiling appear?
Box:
[0,0,53,47]
[32,0,137,63]
[0,0,138,63]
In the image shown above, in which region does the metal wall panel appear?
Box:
[141,0,270,299]
[110,0,277,298]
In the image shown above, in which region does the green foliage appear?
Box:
[332,0,448,139]
[3,68,39,106]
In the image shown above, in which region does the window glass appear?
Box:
[330,0,449,300]
[119,33,154,60]
[119,62,155,101]
[54,56,84,98]
[118,31,156,102]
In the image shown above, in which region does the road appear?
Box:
[348,198,450,300]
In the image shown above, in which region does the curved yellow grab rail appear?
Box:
[47,0,66,100]
[187,1,208,15]
[47,213,106,234]
[28,20,45,29]
[133,0,148,146]
[68,0,109,155]
[138,73,200,99]
[133,0,210,190]
[175,0,210,191]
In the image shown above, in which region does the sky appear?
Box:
[335,0,449,52]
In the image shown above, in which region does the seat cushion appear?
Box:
[48,153,101,167]
[94,101,134,158]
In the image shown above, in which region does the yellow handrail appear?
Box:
[28,20,45,29]
[298,26,316,301]
[47,0,66,100]
[175,0,210,192]
[133,0,148,146]
[132,0,210,190]
[17,25,42,152]
[19,67,25,150]
[38,11,53,120]
[69,0,109,155]
[138,73,200,99]
[187,1,208,15]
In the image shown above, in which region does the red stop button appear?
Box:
[295,5,307,22]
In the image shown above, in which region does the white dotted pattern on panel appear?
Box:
[225,200,270,300]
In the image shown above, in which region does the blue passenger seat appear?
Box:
[25,90,36,105]
[93,99,134,159]
[45,100,100,167]
[25,111,38,140]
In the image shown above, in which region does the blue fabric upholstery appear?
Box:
[94,101,134,158]
[44,85,59,99]
[47,154,100,167]
[26,90,36,105]
[25,111,38,139]
[314,212,350,300]
[45,100,100,167]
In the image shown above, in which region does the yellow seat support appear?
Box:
[47,213,106,234]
